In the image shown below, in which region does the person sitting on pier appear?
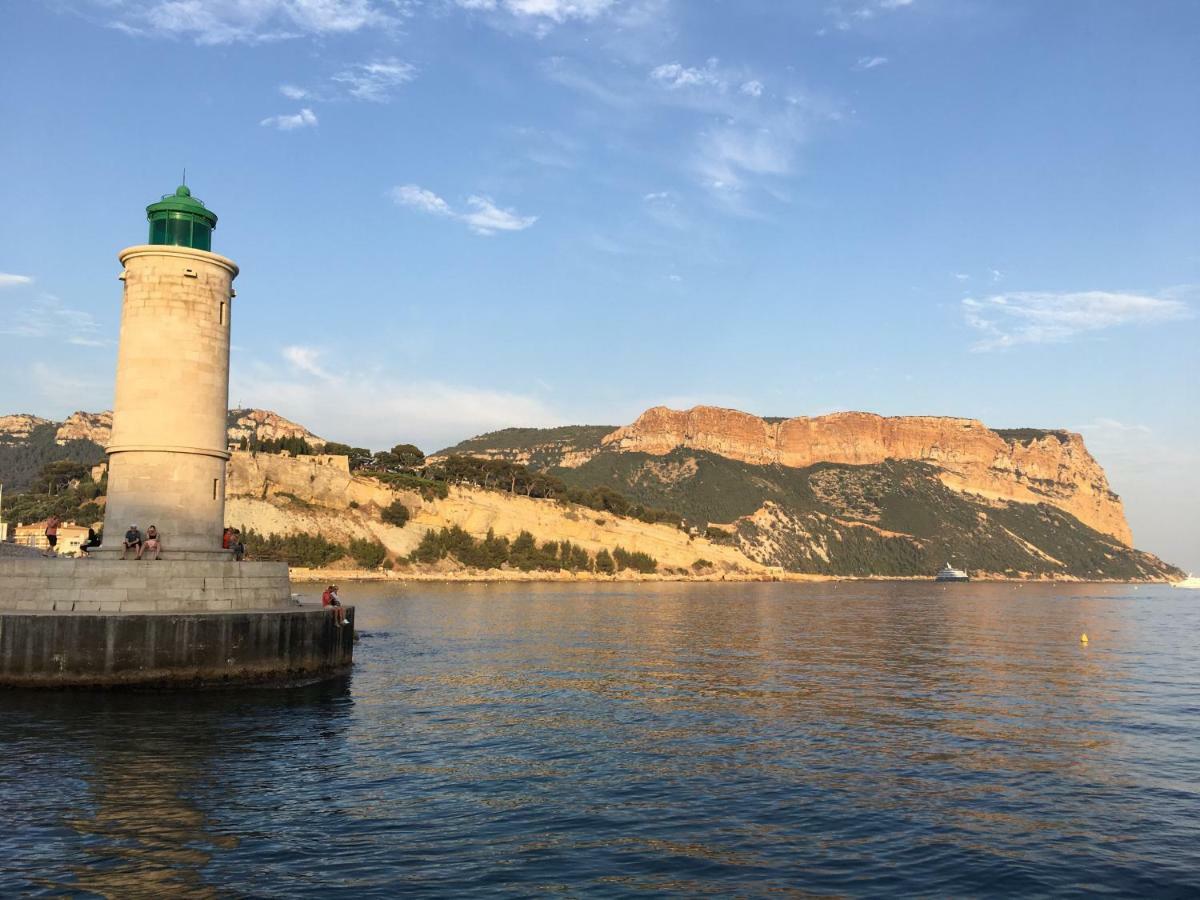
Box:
[121,524,142,560]
[79,527,101,557]
[232,529,245,561]
[137,525,163,560]
[222,526,234,550]
[322,584,346,627]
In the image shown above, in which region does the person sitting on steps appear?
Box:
[122,524,142,560]
[137,525,163,560]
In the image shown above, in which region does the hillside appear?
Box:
[0,408,323,492]
[439,405,1181,581]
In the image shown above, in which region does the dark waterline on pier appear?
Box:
[2,581,1198,896]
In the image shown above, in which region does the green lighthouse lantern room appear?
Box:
[146,184,217,251]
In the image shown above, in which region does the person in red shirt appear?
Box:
[321,584,346,627]
[222,527,233,550]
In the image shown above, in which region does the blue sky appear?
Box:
[1,0,1197,567]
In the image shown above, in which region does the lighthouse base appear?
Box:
[0,559,353,688]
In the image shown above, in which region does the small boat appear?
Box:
[1171,574,1200,590]
[936,563,970,583]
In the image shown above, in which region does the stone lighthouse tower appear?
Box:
[99,185,237,558]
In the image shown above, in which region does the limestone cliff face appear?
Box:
[0,415,52,441]
[603,406,1132,545]
[227,408,325,448]
[55,411,113,446]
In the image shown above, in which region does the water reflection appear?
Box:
[2,582,1198,896]
[2,683,353,897]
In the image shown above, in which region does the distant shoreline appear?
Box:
[288,567,1167,586]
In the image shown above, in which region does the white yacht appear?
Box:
[936,563,970,583]
[1171,574,1200,590]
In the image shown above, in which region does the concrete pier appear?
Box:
[0,606,354,688]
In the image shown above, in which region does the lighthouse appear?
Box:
[98,185,238,558]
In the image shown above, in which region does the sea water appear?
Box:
[2,581,1198,896]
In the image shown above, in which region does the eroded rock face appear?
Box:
[227,409,325,448]
[0,414,53,442]
[603,406,1133,545]
[55,411,113,446]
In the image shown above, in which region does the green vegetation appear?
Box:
[994,428,1069,446]
[408,526,655,574]
[240,530,345,568]
[2,459,106,527]
[237,435,315,455]
[442,425,614,454]
[0,423,105,493]
[349,538,387,569]
[381,500,410,527]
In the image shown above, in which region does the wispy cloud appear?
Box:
[99,0,404,45]
[854,56,889,70]
[0,294,107,345]
[389,185,537,236]
[740,80,764,97]
[279,83,308,100]
[0,273,33,288]
[282,345,332,379]
[260,107,318,130]
[332,59,416,102]
[238,346,562,450]
[963,290,1193,351]
[456,0,616,26]
[823,0,917,33]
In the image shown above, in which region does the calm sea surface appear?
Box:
[2,582,1198,897]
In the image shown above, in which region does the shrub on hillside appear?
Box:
[381,500,410,527]
[241,530,344,568]
[349,538,387,569]
[613,546,657,574]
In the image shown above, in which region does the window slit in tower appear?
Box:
[219,301,226,325]
[213,479,219,500]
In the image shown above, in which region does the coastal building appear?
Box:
[12,521,91,556]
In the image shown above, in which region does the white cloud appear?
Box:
[332,59,416,102]
[879,0,914,8]
[279,83,308,99]
[102,0,402,45]
[0,273,33,288]
[962,290,1193,351]
[260,107,318,130]
[238,347,562,451]
[953,272,970,282]
[651,60,723,90]
[990,268,1004,283]
[460,196,539,235]
[390,185,454,217]
[855,56,889,70]
[389,185,537,236]
[643,191,670,201]
[740,80,764,97]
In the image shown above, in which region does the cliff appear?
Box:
[602,407,1132,545]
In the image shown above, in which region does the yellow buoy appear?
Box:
[1080,633,1089,644]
